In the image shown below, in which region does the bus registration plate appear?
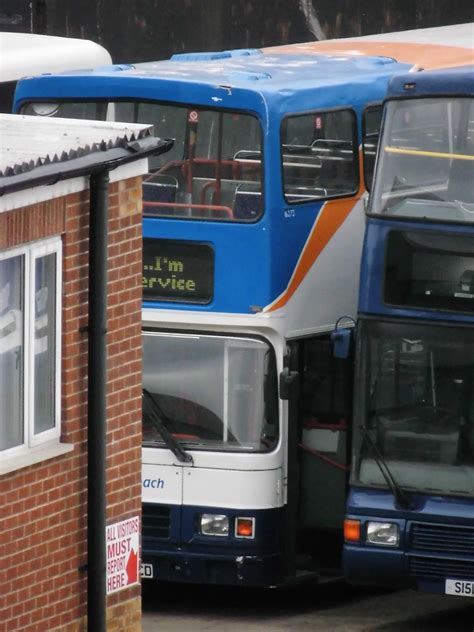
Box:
[140,563,153,579]
[445,579,474,596]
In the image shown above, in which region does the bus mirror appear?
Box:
[279,368,299,401]
[331,316,356,359]
[331,328,353,359]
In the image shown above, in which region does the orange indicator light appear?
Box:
[344,519,361,543]
[236,517,254,538]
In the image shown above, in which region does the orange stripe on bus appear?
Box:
[265,195,360,312]
[265,41,474,70]
[265,151,365,313]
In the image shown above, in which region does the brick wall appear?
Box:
[0,176,144,632]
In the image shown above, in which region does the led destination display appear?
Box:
[142,238,214,303]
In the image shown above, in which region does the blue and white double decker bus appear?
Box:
[14,27,473,587]
[343,66,474,596]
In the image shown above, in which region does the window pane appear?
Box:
[0,80,17,114]
[363,106,382,191]
[370,98,474,220]
[34,254,56,434]
[385,230,474,313]
[354,320,474,498]
[301,336,352,425]
[142,333,278,452]
[21,101,106,119]
[115,102,188,169]
[114,102,263,222]
[24,99,264,222]
[0,255,24,450]
[282,109,358,203]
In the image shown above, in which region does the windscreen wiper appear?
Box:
[143,388,193,464]
[359,425,413,509]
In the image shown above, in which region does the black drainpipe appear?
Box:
[87,169,110,632]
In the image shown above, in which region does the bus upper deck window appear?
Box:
[370,97,474,221]
[363,105,382,191]
[113,102,264,223]
[281,108,359,204]
[21,101,107,120]
[23,98,264,222]
[0,81,18,114]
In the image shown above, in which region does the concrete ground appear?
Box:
[142,580,473,631]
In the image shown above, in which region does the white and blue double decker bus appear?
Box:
[343,65,474,596]
[14,26,473,587]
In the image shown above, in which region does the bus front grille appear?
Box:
[142,503,171,540]
[408,555,474,580]
[410,522,474,556]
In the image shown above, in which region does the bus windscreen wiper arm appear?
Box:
[359,425,413,509]
[143,388,193,464]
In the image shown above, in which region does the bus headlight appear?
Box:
[366,521,399,546]
[200,514,229,536]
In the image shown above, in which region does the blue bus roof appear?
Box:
[133,52,402,90]
[387,65,474,99]
[15,51,412,115]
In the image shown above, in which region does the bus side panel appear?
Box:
[142,463,183,504]
[182,467,283,509]
[272,197,365,337]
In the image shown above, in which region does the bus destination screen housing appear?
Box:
[143,238,214,304]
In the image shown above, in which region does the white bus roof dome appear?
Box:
[0,32,112,82]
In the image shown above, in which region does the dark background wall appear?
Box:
[2,0,473,63]
[0,0,32,31]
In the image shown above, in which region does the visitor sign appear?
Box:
[106,516,140,594]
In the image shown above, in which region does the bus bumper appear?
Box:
[344,544,474,595]
[343,543,408,588]
[141,549,284,587]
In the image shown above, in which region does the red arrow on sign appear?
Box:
[126,548,138,585]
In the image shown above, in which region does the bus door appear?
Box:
[285,333,353,576]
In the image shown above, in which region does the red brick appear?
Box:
[2,178,143,629]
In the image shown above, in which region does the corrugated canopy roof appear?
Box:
[0,114,152,177]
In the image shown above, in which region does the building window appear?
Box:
[0,238,61,455]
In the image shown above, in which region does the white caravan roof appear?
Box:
[0,32,112,82]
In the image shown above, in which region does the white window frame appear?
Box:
[0,236,62,459]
